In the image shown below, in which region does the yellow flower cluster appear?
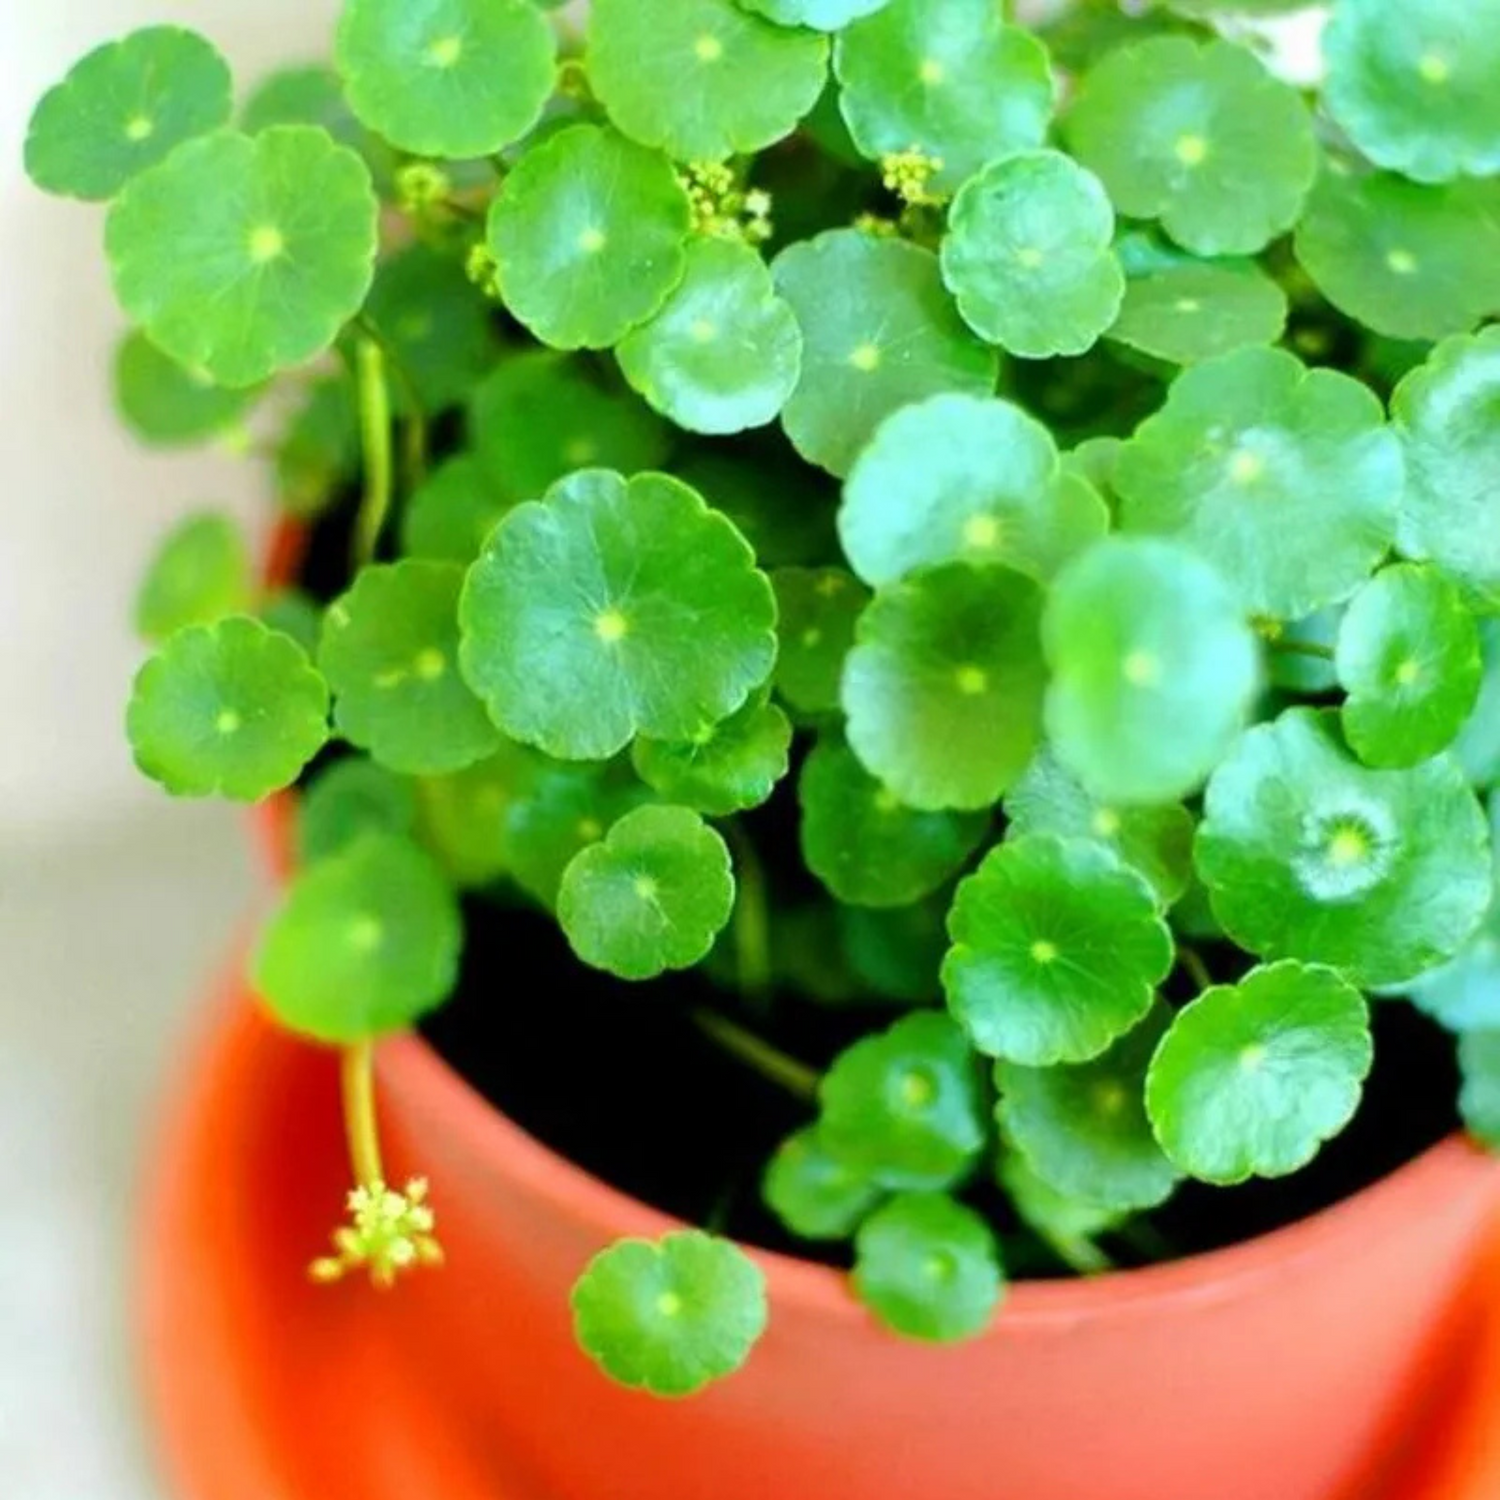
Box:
[881,147,947,208]
[310,1177,445,1290]
[395,162,453,216]
[678,161,775,246]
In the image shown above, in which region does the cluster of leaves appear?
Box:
[30,0,1500,1397]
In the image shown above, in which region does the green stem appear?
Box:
[1178,944,1214,994]
[1114,1217,1178,1265]
[355,312,429,492]
[351,336,393,568]
[341,1041,385,1189]
[726,823,773,1006]
[1268,637,1335,662]
[691,1008,821,1104]
[1045,1231,1115,1277]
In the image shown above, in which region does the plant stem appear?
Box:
[354,311,428,493]
[726,823,773,1006]
[1268,637,1335,662]
[351,336,393,569]
[1045,1231,1115,1277]
[341,1041,385,1189]
[1178,944,1214,994]
[691,1007,821,1105]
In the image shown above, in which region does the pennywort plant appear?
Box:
[28,0,1500,1395]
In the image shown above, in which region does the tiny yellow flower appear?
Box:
[309,1177,445,1290]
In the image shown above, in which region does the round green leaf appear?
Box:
[127,617,329,801]
[336,0,555,159]
[106,126,379,388]
[852,1192,1003,1343]
[115,331,261,446]
[840,394,1108,589]
[632,695,791,816]
[1336,564,1482,770]
[254,832,462,1042]
[740,0,891,27]
[834,0,1052,196]
[1115,346,1402,620]
[818,1011,985,1190]
[1323,0,1500,185]
[617,238,802,436]
[842,563,1046,812]
[771,567,869,716]
[587,0,828,161]
[470,352,670,505]
[996,1001,1180,1213]
[773,229,999,478]
[1108,260,1288,367]
[763,1126,884,1241]
[460,470,775,760]
[1458,1031,1500,1148]
[1293,166,1500,344]
[1393,329,1500,612]
[1065,36,1316,256]
[1003,749,1194,908]
[400,456,512,566]
[799,736,989,908]
[134,512,253,644]
[1043,537,1261,806]
[1145,961,1374,1185]
[299,758,418,866]
[487,124,693,351]
[320,561,500,776]
[557,804,735,979]
[943,834,1174,1066]
[1195,707,1492,986]
[941,151,1124,360]
[571,1231,767,1397]
[25,27,232,202]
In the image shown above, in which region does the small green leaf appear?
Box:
[941,151,1124,361]
[127,617,329,801]
[842,563,1047,812]
[834,0,1052,195]
[557,804,735,979]
[470,352,671,505]
[1145,961,1374,1185]
[260,589,324,658]
[415,738,541,890]
[1293,166,1500,344]
[298,758,418,865]
[763,1126,884,1240]
[320,561,500,776]
[943,835,1174,1066]
[1065,36,1316,256]
[400,456,512,566]
[773,229,999,478]
[255,832,462,1042]
[587,0,828,161]
[487,124,693,351]
[459,470,776,760]
[134,512,253,643]
[1043,537,1261,806]
[1108,260,1287,367]
[997,1001,1180,1213]
[633,695,791,817]
[617,238,802,436]
[1323,0,1500,185]
[799,736,989,908]
[1393,329,1500,612]
[997,1150,1123,1270]
[771,567,869,716]
[839,394,1107,589]
[25,27,232,201]
[1458,1031,1500,1148]
[115,331,261,446]
[336,0,556,159]
[818,1011,986,1190]
[852,1192,1003,1343]
[1336,564,1481,770]
[1004,749,1194,908]
[1195,708,1492,987]
[571,1231,767,1397]
[106,127,379,388]
[1115,346,1402,620]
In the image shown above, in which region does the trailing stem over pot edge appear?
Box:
[27,0,1500,1396]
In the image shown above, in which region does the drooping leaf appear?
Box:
[557,804,735,979]
[298,758,418,866]
[763,1125,884,1241]
[1108,260,1287,366]
[115,331,261,446]
[1195,707,1492,986]
[106,126,379,388]
[459,470,776,760]
[254,831,463,1042]
[134,512,253,643]
[1145,961,1374,1185]
[773,229,999,477]
[571,1231,767,1397]
[943,835,1174,1066]
[842,563,1047,812]
[771,567,870,716]
[400,456,512,566]
[127,617,329,801]
[632,695,793,816]
[1043,537,1261,806]
[941,151,1124,361]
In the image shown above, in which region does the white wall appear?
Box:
[0,4,338,845]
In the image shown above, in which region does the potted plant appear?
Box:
[25,0,1500,1495]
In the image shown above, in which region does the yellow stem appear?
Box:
[341,1041,385,1189]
